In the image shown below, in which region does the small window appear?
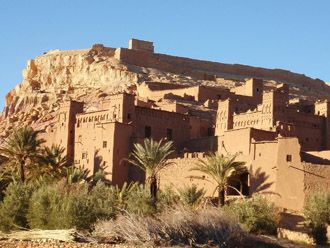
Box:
[103,141,107,148]
[145,126,151,138]
[286,155,292,162]
[82,152,87,159]
[127,113,131,120]
[256,88,259,92]
[166,128,173,140]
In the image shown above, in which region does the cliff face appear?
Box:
[1,41,330,138]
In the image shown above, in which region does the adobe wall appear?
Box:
[249,141,278,198]
[303,162,330,198]
[159,155,217,196]
[114,47,330,96]
[275,138,305,211]
[183,136,218,152]
[74,119,133,186]
[218,128,253,155]
[53,101,84,164]
[233,111,262,130]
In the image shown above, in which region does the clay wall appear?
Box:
[275,138,305,210]
[303,162,330,198]
[249,141,278,198]
[114,47,330,96]
[159,155,218,196]
[189,116,212,139]
[218,128,252,155]
[233,111,262,130]
[183,136,219,152]
[155,101,188,114]
[129,39,154,52]
[231,78,263,103]
[53,101,84,164]
[74,120,132,186]
[99,93,136,123]
[134,107,190,150]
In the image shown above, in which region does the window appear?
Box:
[286,154,292,162]
[166,128,173,140]
[127,113,131,120]
[103,141,107,148]
[82,152,88,159]
[145,126,151,138]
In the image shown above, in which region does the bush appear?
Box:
[223,195,279,235]
[88,181,117,220]
[125,184,155,216]
[94,206,245,247]
[304,191,330,244]
[177,184,205,208]
[0,182,34,231]
[157,187,179,210]
[28,182,118,230]
[27,183,62,229]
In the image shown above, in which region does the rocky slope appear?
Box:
[1,42,330,138]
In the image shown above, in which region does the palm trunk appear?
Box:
[148,175,157,208]
[218,187,225,206]
[19,160,25,183]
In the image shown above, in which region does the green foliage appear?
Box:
[27,182,118,230]
[178,184,206,208]
[125,183,155,215]
[157,187,179,209]
[64,165,91,185]
[190,153,246,206]
[126,138,175,206]
[0,127,44,182]
[88,182,117,220]
[39,144,67,180]
[304,191,330,244]
[0,182,34,231]
[223,195,279,234]
[27,183,62,229]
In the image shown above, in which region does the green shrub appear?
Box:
[177,184,205,208]
[157,187,179,210]
[61,184,95,230]
[27,183,64,229]
[224,195,279,234]
[0,182,34,231]
[125,184,155,215]
[88,181,117,220]
[304,191,330,244]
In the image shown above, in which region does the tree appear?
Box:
[126,138,175,207]
[40,144,67,179]
[0,127,44,182]
[190,153,246,206]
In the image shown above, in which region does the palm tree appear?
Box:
[190,153,246,206]
[0,127,44,182]
[126,138,175,207]
[40,144,67,179]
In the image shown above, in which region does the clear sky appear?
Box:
[0,0,329,110]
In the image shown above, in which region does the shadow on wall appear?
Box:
[301,152,330,165]
[93,149,112,184]
[249,167,279,197]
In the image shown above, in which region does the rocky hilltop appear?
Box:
[1,39,330,138]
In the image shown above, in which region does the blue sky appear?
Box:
[0,1,329,110]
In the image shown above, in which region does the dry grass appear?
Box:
[94,206,245,247]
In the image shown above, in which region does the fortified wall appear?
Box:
[32,39,330,212]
